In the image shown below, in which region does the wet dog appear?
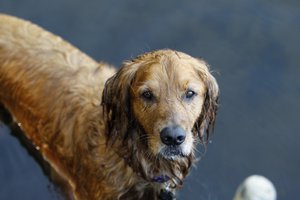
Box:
[0,14,219,200]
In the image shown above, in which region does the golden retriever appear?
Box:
[0,14,219,200]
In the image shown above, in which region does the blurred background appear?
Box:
[0,0,299,199]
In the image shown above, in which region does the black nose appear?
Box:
[160,126,186,146]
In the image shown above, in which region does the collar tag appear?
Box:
[159,189,174,200]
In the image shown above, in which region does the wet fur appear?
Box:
[0,14,219,200]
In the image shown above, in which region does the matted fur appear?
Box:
[0,14,219,200]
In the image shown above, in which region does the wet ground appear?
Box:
[0,0,300,199]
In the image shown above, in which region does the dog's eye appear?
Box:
[141,90,154,101]
[185,90,197,100]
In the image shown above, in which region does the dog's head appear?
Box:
[102,50,219,160]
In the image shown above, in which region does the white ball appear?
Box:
[233,175,277,200]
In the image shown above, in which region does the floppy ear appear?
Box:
[193,60,219,144]
[101,61,140,143]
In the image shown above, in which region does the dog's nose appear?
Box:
[160,126,186,146]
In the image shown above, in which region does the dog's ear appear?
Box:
[193,59,219,145]
[101,61,140,142]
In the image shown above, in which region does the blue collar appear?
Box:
[151,175,170,183]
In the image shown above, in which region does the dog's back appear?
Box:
[0,13,114,140]
[0,14,115,197]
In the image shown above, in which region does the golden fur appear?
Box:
[0,14,219,200]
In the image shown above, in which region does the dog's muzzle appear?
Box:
[159,125,188,158]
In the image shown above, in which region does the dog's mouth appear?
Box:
[159,146,185,160]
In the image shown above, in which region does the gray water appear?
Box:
[0,0,299,199]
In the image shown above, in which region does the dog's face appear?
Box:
[130,61,206,159]
[102,50,219,160]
